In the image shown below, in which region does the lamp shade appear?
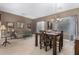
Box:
[0,25,6,30]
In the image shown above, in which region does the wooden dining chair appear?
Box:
[39,31,46,49]
[39,31,51,51]
[45,34,52,51]
[53,31,63,52]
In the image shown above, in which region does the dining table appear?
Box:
[35,31,63,55]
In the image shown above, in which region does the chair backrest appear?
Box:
[56,31,63,42]
[40,31,46,41]
[61,31,63,39]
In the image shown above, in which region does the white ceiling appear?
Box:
[0,3,79,19]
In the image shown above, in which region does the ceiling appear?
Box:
[0,3,79,19]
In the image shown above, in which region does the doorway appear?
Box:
[36,21,46,33]
[56,16,77,40]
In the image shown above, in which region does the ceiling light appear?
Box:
[56,18,63,21]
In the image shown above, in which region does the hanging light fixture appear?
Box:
[54,3,64,22]
[56,18,63,22]
[0,25,6,31]
[57,18,60,21]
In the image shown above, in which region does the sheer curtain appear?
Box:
[0,21,1,39]
[56,16,76,40]
[52,16,76,40]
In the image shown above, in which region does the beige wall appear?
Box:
[35,8,79,21]
[1,8,79,34]
[0,11,33,33]
[34,8,79,36]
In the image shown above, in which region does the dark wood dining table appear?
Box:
[35,31,63,55]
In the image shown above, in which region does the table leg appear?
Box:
[53,36,57,55]
[59,31,63,52]
[50,38,52,49]
[59,38,62,52]
[35,34,38,46]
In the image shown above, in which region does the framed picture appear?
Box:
[16,22,24,28]
[20,23,24,28]
[27,23,31,29]
[7,22,14,28]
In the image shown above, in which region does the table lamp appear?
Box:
[0,25,6,31]
[0,25,6,38]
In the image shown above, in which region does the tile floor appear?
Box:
[0,35,74,55]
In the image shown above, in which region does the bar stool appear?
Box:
[40,31,52,51]
[39,31,46,49]
[2,36,11,47]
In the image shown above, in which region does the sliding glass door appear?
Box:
[36,21,46,33]
[56,16,77,40]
